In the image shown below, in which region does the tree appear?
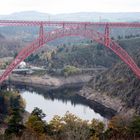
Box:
[128,116,140,135]
[63,65,80,76]
[5,108,25,136]
[31,107,46,120]
[90,119,105,140]
[106,115,129,139]
[117,35,122,40]
[48,112,91,140]
[26,115,46,135]
[5,92,25,136]
[62,112,90,140]
[48,115,64,139]
[26,107,47,136]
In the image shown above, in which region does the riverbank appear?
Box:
[79,86,136,117]
[9,74,92,90]
[5,74,137,119]
[8,74,117,118]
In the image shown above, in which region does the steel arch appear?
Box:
[0,27,140,83]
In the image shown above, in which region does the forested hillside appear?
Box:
[84,37,140,114]
[26,37,140,70]
[45,43,118,69]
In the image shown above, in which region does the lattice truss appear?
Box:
[0,20,140,83]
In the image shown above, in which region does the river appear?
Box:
[17,86,109,122]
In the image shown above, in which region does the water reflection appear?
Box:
[18,86,108,122]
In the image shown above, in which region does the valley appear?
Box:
[0,16,140,139]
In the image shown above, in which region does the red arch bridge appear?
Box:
[0,20,140,83]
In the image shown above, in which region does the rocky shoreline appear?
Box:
[79,86,136,117]
[7,74,127,118]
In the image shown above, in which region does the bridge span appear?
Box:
[0,20,140,83]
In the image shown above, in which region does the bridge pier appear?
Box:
[39,23,44,45]
[104,24,110,46]
[0,21,140,83]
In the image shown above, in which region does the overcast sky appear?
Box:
[0,0,140,15]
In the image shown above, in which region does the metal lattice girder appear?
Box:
[1,20,140,28]
[0,27,140,83]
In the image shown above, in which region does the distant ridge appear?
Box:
[0,11,140,22]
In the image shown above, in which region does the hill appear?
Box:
[44,42,118,69]
[80,37,140,115]
[26,37,140,69]
[0,11,140,22]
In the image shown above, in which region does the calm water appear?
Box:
[19,87,107,122]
